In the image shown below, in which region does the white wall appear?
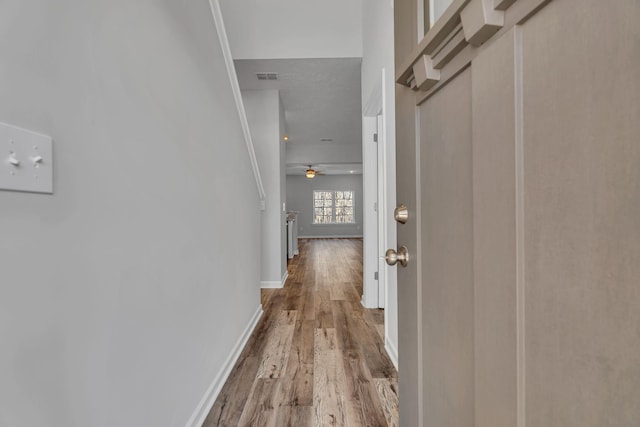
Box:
[243,90,287,286]
[287,175,363,238]
[361,0,398,365]
[219,0,363,59]
[285,140,363,165]
[0,1,261,426]
[362,0,396,115]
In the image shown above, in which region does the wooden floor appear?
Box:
[204,238,398,427]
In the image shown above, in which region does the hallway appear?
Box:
[204,239,398,426]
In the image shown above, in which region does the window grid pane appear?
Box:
[313,190,333,224]
[335,190,354,223]
[313,190,354,224]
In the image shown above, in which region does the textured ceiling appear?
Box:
[234,58,363,174]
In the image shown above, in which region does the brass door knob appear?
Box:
[394,204,409,224]
[385,246,409,267]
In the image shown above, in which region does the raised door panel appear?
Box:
[522,0,640,425]
[471,28,518,427]
[419,67,475,427]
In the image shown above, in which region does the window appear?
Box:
[313,190,354,224]
[428,0,454,28]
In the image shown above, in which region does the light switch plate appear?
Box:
[0,122,53,194]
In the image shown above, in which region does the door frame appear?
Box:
[362,67,399,368]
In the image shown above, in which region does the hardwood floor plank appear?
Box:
[343,281,363,303]
[261,288,277,306]
[341,349,389,427]
[363,307,386,342]
[274,405,312,427]
[203,356,260,427]
[279,362,313,406]
[333,300,360,351]
[248,293,286,358]
[290,319,315,366]
[368,308,385,325]
[283,282,302,310]
[236,378,280,427]
[354,308,397,379]
[282,320,314,405]
[256,310,297,379]
[374,378,400,427]
[329,280,346,301]
[315,290,334,329]
[299,284,315,321]
[315,327,338,352]
[313,328,348,426]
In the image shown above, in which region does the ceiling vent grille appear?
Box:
[320,138,334,142]
[256,73,278,81]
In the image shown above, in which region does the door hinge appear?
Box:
[373,133,378,143]
[374,271,379,280]
[374,202,377,212]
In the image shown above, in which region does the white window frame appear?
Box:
[312,190,356,225]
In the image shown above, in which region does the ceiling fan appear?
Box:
[305,164,324,179]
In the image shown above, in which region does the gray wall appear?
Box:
[242,90,287,285]
[0,1,261,426]
[287,174,363,238]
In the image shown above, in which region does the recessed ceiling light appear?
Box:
[283,135,289,141]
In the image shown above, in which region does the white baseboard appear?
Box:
[385,336,399,370]
[260,271,288,289]
[261,281,281,288]
[361,290,379,309]
[298,235,363,239]
[294,250,299,255]
[185,304,263,427]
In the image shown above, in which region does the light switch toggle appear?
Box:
[31,155,43,166]
[8,154,20,167]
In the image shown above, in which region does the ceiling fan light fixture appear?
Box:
[305,168,316,179]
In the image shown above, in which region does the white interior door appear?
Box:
[376,114,386,309]
[362,116,379,309]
